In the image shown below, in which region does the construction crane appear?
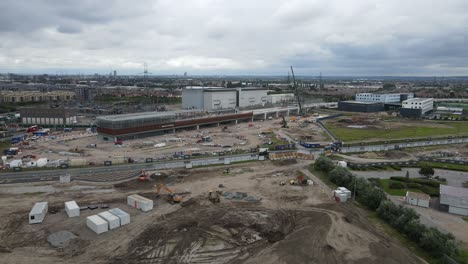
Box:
[290,66,303,115]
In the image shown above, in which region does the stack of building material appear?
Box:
[65,201,80,218]
[29,202,48,224]
[98,211,120,230]
[337,187,352,199]
[109,208,131,226]
[127,194,153,212]
[86,215,108,234]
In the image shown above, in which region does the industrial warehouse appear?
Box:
[96,111,253,141]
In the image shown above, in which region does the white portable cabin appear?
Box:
[127,194,153,212]
[29,202,48,224]
[337,161,348,168]
[86,215,108,234]
[109,208,130,226]
[333,190,348,203]
[337,187,352,199]
[98,211,120,230]
[65,201,80,218]
[405,191,430,208]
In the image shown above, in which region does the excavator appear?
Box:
[155,183,189,204]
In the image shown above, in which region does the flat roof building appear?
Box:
[400,98,434,117]
[20,108,77,126]
[96,110,253,141]
[440,185,468,216]
[182,86,269,111]
[356,93,413,104]
[338,100,384,113]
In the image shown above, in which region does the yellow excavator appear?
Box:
[155,184,188,204]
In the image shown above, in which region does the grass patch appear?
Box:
[380,179,425,196]
[425,162,468,172]
[323,120,468,142]
[0,140,11,153]
[463,218,468,223]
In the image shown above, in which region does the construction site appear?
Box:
[6,114,327,167]
[0,160,424,264]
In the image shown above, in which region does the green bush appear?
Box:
[420,186,440,197]
[368,178,383,188]
[390,176,411,182]
[314,155,335,172]
[412,178,440,188]
[388,181,405,189]
[407,182,422,189]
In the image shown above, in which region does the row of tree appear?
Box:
[313,156,461,262]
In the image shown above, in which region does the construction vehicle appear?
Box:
[155,184,188,204]
[208,190,221,203]
[138,170,149,182]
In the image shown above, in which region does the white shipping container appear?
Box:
[109,208,131,226]
[127,194,153,212]
[98,211,120,230]
[29,202,48,224]
[36,158,48,168]
[9,159,23,168]
[154,143,166,148]
[65,201,80,218]
[86,215,108,234]
[337,193,348,202]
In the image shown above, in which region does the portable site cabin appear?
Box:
[109,208,130,226]
[333,190,348,203]
[337,187,352,199]
[65,201,80,218]
[29,202,48,224]
[337,161,348,168]
[86,215,108,234]
[98,211,120,230]
[127,194,153,212]
[405,191,430,208]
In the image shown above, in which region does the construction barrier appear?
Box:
[269,151,314,160]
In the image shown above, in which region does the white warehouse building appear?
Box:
[182,86,269,111]
[400,98,434,117]
[440,185,468,216]
[355,93,414,103]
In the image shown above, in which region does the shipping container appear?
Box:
[9,159,23,168]
[86,215,108,234]
[299,142,322,148]
[36,158,48,168]
[127,194,153,212]
[29,202,48,224]
[109,208,130,226]
[98,211,120,230]
[69,159,87,167]
[65,201,80,218]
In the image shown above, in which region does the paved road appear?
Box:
[353,168,468,187]
[0,154,256,184]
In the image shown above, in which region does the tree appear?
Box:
[419,163,435,178]
[419,228,458,258]
[328,167,353,187]
[313,155,335,172]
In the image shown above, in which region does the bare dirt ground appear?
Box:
[15,116,326,166]
[0,161,424,264]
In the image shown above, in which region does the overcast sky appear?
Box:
[1,0,468,76]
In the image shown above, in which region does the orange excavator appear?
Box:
[155,184,189,204]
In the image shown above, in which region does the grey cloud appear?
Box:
[1,0,468,75]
